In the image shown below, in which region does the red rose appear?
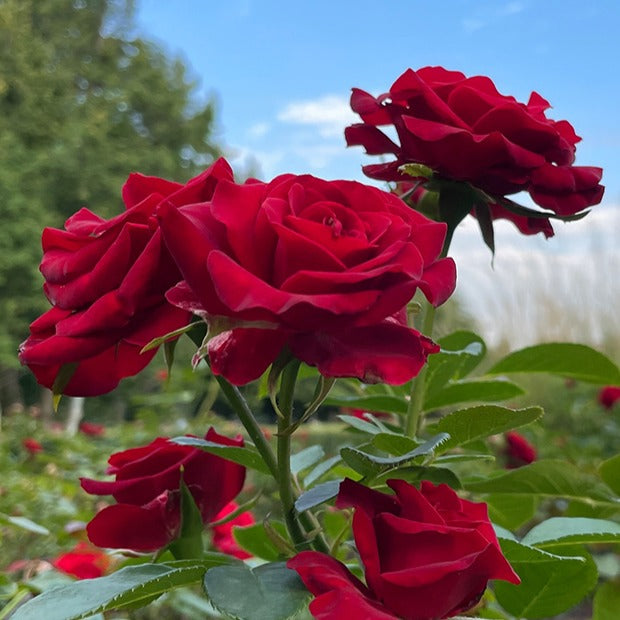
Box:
[18,159,233,396]
[22,437,43,455]
[289,479,519,620]
[80,427,245,552]
[346,67,603,236]
[211,501,255,559]
[598,385,620,410]
[504,431,537,468]
[79,422,105,437]
[158,171,456,385]
[52,541,111,579]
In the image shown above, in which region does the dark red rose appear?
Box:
[504,431,537,469]
[289,478,519,620]
[346,67,603,236]
[598,385,620,410]
[211,501,255,559]
[22,437,43,455]
[158,172,456,385]
[19,159,233,396]
[79,422,105,437]
[52,541,111,579]
[80,427,245,552]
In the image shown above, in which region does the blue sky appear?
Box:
[135,1,619,346]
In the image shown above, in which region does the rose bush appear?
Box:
[18,159,234,396]
[158,171,456,385]
[346,66,604,236]
[289,478,520,620]
[80,428,245,552]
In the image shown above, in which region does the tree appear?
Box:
[0,0,221,405]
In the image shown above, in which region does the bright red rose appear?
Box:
[80,427,245,552]
[158,172,456,385]
[18,159,233,396]
[211,501,255,559]
[79,422,105,437]
[22,437,43,455]
[504,431,537,469]
[598,385,620,410]
[289,479,519,620]
[346,67,603,237]
[52,541,111,579]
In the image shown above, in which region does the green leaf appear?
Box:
[521,517,620,548]
[11,564,211,620]
[295,480,341,512]
[324,395,407,415]
[464,460,620,510]
[371,433,419,456]
[424,379,525,409]
[494,539,598,618]
[432,405,543,451]
[232,521,290,561]
[204,562,310,620]
[593,580,620,620]
[168,479,204,560]
[599,454,620,495]
[171,436,271,475]
[372,465,462,490]
[337,414,385,435]
[290,445,325,475]
[474,200,495,255]
[0,512,50,535]
[304,455,342,487]
[486,494,537,531]
[486,343,620,385]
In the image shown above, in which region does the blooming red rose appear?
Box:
[504,431,537,469]
[80,427,245,552]
[18,159,233,396]
[22,437,43,455]
[598,386,620,410]
[289,478,519,620]
[210,501,255,559]
[158,171,456,385]
[346,67,603,237]
[79,422,105,437]
[52,541,111,579]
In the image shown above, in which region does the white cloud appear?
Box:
[246,122,270,139]
[277,95,357,138]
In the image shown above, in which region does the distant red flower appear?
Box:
[79,422,105,437]
[52,541,111,579]
[22,438,43,455]
[211,502,255,559]
[155,369,169,382]
[505,432,537,469]
[598,386,620,410]
[341,407,390,421]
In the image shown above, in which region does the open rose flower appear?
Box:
[52,542,112,579]
[210,501,255,559]
[19,159,233,396]
[598,386,620,410]
[504,431,537,468]
[288,478,519,620]
[80,427,245,552]
[158,171,456,385]
[346,67,603,237]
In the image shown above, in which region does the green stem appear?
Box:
[215,376,278,479]
[277,360,312,550]
[405,304,436,438]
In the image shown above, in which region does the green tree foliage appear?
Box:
[0,0,221,370]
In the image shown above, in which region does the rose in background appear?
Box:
[80,428,245,552]
[346,66,603,238]
[504,431,537,469]
[52,542,112,580]
[598,385,620,410]
[210,501,255,559]
[79,422,105,437]
[18,159,234,397]
[158,171,456,385]
[289,478,519,620]
[22,438,43,455]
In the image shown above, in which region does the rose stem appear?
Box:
[215,376,278,478]
[405,303,436,438]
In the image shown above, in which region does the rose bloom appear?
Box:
[158,170,456,385]
[79,422,105,437]
[80,427,245,552]
[210,501,255,559]
[52,541,111,579]
[346,66,604,237]
[289,479,519,620]
[19,159,233,396]
[504,431,537,469]
[598,386,620,410]
[22,437,43,455]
